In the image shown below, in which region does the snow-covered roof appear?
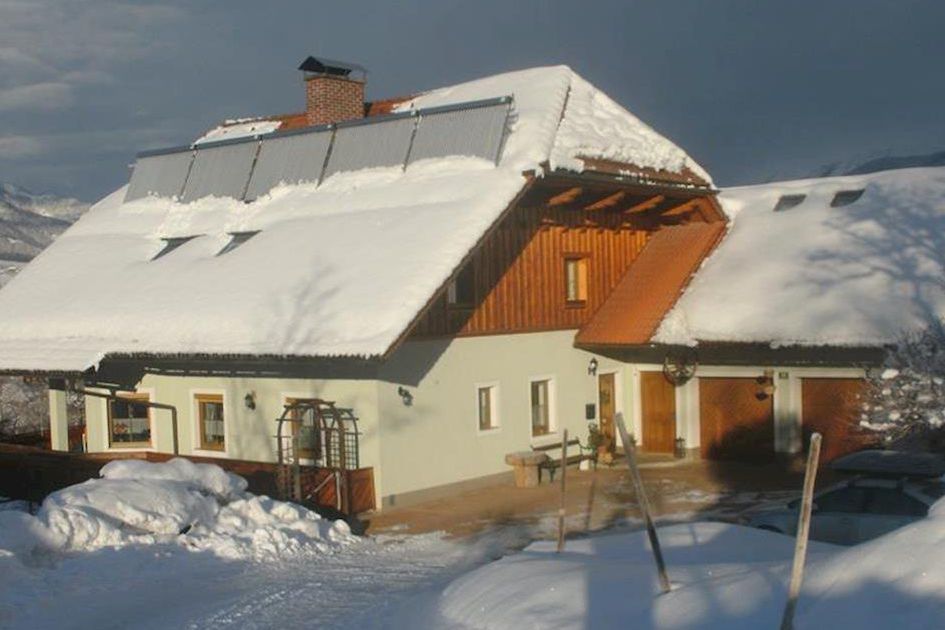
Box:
[655,166,945,348]
[0,65,708,372]
[195,118,283,145]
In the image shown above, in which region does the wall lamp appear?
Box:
[587,357,599,376]
[244,391,256,410]
[397,386,413,406]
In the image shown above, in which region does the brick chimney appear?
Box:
[298,56,366,126]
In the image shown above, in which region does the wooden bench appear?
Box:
[532,437,596,482]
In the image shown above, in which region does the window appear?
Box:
[477,384,499,432]
[772,194,806,213]
[811,486,869,513]
[108,393,151,448]
[830,189,865,208]
[196,393,225,451]
[530,379,553,437]
[286,397,321,460]
[564,256,588,304]
[864,488,928,517]
[153,235,199,260]
[447,262,475,307]
[217,230,260,256]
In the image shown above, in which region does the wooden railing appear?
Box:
[0,443,375,515]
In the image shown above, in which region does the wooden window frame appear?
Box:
[529,376,556,439]
[564,254,589,307]
[195,393,226,452]
[446,262,476,309]
[107,392,152,449]
[475,382,500,434]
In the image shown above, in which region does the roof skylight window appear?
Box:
[217,231,260,256]
[773,194,806,212]
[152,235,200,260]
[831,189,865,208]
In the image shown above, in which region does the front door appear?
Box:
[641,371,677,453]
[598,373,616,458]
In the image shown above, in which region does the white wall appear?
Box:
[376,330,626,502]
[81,330,618,505]
[84,374,381,493]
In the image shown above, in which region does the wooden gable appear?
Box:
[406,173,724,341]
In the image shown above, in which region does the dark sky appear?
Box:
[2,0,943,201]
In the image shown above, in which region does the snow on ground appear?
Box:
[395,501,945,629]
[0,459,503,629]
[4,458,945,628]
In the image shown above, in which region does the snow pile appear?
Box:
[655,166,945,347]
[799,502,945,626]
[418,502,945,628]
[427,522,811,628]
[0,458,353,563]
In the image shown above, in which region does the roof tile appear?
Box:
[575,221,725,346]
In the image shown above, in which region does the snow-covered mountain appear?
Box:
[813,149,945,178]
[0,182,89,287]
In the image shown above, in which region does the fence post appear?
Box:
[615,413,671,594]
[556,429,568,553]
[780,432,822,630]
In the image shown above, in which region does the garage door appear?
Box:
[802,378,870,462]
[699,377,775,460]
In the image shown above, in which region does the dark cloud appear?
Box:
[1,0,942,200]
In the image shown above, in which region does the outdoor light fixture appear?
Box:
[397,386,413,406]
[757,370,776,398]
[587,358,599,376]
[244,391,256,410]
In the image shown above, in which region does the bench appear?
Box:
[532,437,596,482]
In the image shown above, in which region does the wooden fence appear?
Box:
[0,443,375,515]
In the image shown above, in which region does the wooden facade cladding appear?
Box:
[410,203,651,338]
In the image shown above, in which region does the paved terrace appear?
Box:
[364,457,841,540]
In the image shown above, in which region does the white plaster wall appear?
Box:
[376,330,625,502]
[84,374,382,496]
[79,343,867,508]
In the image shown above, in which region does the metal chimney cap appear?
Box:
[298,56,367,79]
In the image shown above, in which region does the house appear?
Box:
[616,166,945,463]
[0,57,939,509]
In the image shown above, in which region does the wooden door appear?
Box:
[802,378,870,462]
[640,371,676,453]
[598,373,616,455]
[699,377,774,460]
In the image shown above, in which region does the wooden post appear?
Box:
[615,413,671,594]
[780,432,822,630]
[556,429,568,553]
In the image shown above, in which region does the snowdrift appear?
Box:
[425,508,945,629]
[0,458,353,562]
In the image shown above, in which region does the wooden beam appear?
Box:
[661,199,701,217]
[584,190,626,211]
[623,195,665,214]
[547,187,583,207]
